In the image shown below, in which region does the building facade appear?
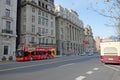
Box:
[17,0,56,50]
[0,0,17,61]
[55,5,84,55]
[84,25,95,53]
[95,36,101,53]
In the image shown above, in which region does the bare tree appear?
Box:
[89,0,120,35]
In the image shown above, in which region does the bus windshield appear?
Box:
[16,50,29,57]
[16,50,23,57]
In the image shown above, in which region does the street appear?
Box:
[0,54,120,80]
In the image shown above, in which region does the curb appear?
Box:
[0,60,16,63]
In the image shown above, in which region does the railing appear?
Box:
[2,29,13,34]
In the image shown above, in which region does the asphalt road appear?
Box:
[0,54,120,80]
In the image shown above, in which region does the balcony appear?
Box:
[2,29,13,34]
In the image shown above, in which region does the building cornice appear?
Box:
[20,1,56,16]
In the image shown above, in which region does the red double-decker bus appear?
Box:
[16,43,56,61]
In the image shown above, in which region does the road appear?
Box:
[0,54,120,80]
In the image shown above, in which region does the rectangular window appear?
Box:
[51,22,53,27]
[39,1,41,6]
[42,18,45,25]
[38,16,41,24]
[32,25,35,33]
[46,20,48,26]
[51,39,53,44]
[6,21,11,30]
[38,27,41,34]
[6,0,11,5]
[31,37,35,43]
[32,15,35,22]
[5,9,10,17]
[51,29,54,35]
[38,10,41,15]
[46,39,48,44]
[38,38,41,44]
[4,46,8,55]
[23,15,26,22]
[46,29,48,34]
[32,7,35,12]
[42,28,45,34]
[23,25,26,32]
[42,12,44,17]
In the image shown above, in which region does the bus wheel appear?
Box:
[30,57,33,61]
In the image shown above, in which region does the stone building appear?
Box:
[17,0,56,50]
[0,0,17,61]
[55,5,84,55]
[84,25,95,53]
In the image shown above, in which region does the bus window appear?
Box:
[36,52,40,55]
[24,52,29,56]
[31,51,36,55]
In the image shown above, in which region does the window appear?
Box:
[6,0,11,5]
[46,5,48,10]
[38,38,41,44]
[51,29,54,35]
[38,27,41,33]
[42,12,44,17]
[5,9,10,17]
[42,3,44,8]
[42,28,45,34]
[46,20,48,26]
[38,1,41,6]
[32,7,35,12]
[38,16,41,24]
[38,10,41,15]
[46,13,48,18]
[32,25,35,33]
[42,18,45,25]
[51,39,53,44]
[32,15,35,22]
[46,29,48,34]
[23,15,26,22]
[23,25,26,32]
[4,46,8,55]
[46,39,48,44]
[6,21,11,30]
[51,22,53,27]
[31,37,35,43]
[51,15,53,19]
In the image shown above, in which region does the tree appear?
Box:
[89,0,120,35]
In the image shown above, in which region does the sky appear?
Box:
[55,0,117,38]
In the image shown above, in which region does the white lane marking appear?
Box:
[86,71,93,74]
[58,63,75,68]
[113,65,120,68]
[104,65,119,71]
[75,76,86,80]
[93,68,99,71]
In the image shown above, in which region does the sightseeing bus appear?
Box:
[16,45,56,61]
[100,39,120,64]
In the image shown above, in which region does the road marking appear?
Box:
[104,65,119,71]
[113,65,120,68]
[93,68,99,71]
[0,58,81,72]
[75,76,86,80]
[86,71,93,74]
[58,63,75,68]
